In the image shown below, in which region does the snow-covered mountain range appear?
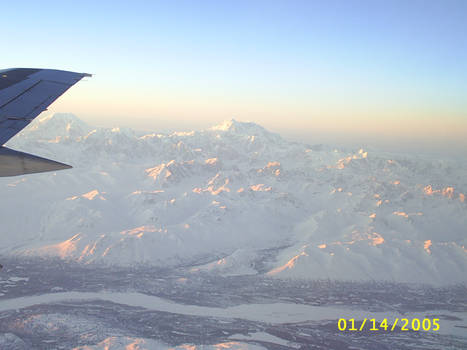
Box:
[1,113,466,285]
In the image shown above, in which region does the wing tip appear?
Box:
[0,147,73,176]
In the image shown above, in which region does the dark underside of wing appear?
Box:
[0,68,90,176]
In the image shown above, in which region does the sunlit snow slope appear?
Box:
[1,113,466,285]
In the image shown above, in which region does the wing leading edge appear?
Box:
[0,68,90,176]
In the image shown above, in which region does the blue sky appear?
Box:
[2,0,467,152]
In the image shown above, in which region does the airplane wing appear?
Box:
[0,68,90,176]
[0,68,90,145]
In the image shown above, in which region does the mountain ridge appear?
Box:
[1,114,466,285]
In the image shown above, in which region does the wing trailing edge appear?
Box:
[0,146,71,177]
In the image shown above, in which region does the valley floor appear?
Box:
[0,257,465,349]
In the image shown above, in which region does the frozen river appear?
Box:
[0,291,465,337]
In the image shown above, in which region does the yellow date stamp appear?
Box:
[338,318,440,332]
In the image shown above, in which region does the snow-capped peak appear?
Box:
[1,114,466,286]
[38,113,90,131]
[210,119,268,135]
[16,113,92,141]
